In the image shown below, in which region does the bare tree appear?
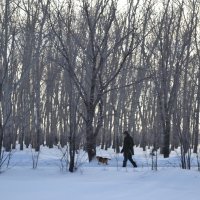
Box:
[50,0,141,161]
[193,8,200,153]
[0,0,18,167]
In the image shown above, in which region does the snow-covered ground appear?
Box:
[0,146,200,200]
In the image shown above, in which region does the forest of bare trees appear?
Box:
[0,0,200,171]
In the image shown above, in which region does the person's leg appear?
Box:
[123,153,128,167]
[128,153,137,167]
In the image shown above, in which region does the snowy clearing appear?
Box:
[0,147,200,200]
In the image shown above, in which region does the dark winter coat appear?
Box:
[121,134,134,155]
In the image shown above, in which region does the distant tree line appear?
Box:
[0,0,200,171]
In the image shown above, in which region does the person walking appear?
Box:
[121,131,137,168]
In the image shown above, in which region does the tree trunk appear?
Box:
[162,117,171,158]
[86,111,96,161]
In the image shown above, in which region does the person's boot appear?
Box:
[131,160,137,168]
[122,161,127,167]
[133,162,137,168]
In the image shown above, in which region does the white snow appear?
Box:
[0,146,200,200]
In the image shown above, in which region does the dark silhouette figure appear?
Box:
[121,131,137,168]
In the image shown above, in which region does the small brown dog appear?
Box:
[96,156,111,165]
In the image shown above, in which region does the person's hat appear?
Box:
[123,131,128,135]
